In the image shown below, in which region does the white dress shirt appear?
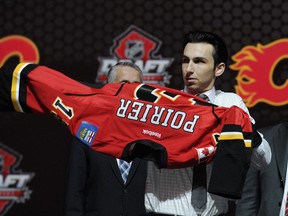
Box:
[145,87,271,216]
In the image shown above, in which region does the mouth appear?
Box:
[186,77,197,84]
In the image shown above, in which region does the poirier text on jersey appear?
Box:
[116,98,200,133]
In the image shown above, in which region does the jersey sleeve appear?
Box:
[208,105,253,199]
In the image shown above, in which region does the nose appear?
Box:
[186,62,194,74]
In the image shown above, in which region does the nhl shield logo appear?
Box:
[125,40,144,59]
[97,25,174,85]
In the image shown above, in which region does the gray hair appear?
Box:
[107,61,143,83]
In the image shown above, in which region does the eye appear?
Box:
[193,57,205,64]
[182,56,189,64]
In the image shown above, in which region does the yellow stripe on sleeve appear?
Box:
[11,63,30,112]
[218,132,244,140]
[219,132,252,147]
[244,140,252,148]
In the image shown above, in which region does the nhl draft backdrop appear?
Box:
[0,0,287,215]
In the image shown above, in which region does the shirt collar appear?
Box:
[183,86,216,103]
[203,87,216,103]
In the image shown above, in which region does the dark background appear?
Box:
[0,0,287,215]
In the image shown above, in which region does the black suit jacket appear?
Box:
[64,138,148,216]
[235,122,288,216]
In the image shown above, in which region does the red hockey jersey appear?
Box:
[0,63,253,170]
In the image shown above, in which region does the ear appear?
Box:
[215,63,225,77]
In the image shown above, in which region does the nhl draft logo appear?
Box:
[0,143,34,215]
[97,25,174,85]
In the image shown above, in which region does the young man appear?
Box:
[64,61,148,216]
[235,122,288,216]
[144,31,271,216]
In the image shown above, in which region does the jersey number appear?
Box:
[53,97,74,119]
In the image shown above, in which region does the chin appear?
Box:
[185,87,195,94]
[187,85,196,91]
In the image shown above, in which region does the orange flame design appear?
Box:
[230,39,288,107]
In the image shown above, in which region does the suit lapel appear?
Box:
[274,124,288,181]
[125,158,140,185]
[107,156,125,185]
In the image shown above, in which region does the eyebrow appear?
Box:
[194,56,207,61]
[182,55,207,61]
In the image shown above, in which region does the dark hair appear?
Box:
[183,31,228,67]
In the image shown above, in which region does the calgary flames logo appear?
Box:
[230,39,288,107]
[0,35,39,67]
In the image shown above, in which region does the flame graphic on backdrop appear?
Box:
[230,39,288,107]
[0,35,39,67]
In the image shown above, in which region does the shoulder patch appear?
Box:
[76,121,98,146]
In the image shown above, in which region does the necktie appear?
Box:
[192,93,209,213]
[119,159,131,184]
[192,165,207,211]
[197,93,210,102]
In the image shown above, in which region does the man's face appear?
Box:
[182,42,220,95]
[114,66,142,84]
